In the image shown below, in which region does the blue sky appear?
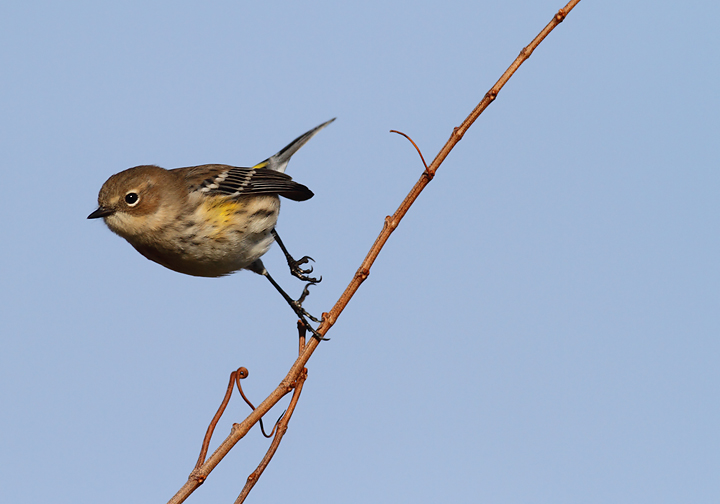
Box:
[1,1,718,503]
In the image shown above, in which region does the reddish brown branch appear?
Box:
[389,130,428,170]
[233,368,308,504]
[167,2,582,502]
[194,367,249,471]
[315,0,581,341]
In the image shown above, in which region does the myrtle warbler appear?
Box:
[88,119,334,333]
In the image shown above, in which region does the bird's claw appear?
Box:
[289,256,321,283]
[291,303,325,339]
[290,282,327,339]
[292,282,321,323]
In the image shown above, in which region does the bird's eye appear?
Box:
[125,192,140,206]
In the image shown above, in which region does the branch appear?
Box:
[234,369,308,503]
[167,1,583,502]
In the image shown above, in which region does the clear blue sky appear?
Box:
[1,1,718,503]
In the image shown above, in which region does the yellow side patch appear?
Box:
[198,198,245,236]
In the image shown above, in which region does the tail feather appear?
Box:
[254,118,335,173]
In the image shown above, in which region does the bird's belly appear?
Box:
[133,196,280,277]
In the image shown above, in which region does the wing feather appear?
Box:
[180,164,313,201]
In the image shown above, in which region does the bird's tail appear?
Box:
[253,118,335,173]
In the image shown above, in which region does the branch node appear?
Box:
[188,469,206,485]
[384,215,399,230]
[556,9,567,22]
[450,126,465,144]
[321,311,335,327]
[355,267,370,282]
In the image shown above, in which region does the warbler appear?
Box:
[88,119,334,334]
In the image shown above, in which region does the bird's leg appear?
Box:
[250,260,323,339]
[272,229,321,284]
[264,271,323,339]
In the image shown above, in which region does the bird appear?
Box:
[88,118,335,335]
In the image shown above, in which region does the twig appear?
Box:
[234,368,308,503]
[318,0,581,338]
[194,367,249,472]
[167,1,582,502]
[234,323,308,503]
[193,365,280,476]
[389,130,428,170]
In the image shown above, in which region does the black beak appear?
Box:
[87,206,114,219]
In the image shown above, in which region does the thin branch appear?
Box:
[234,368,308,504]
[167,1,582,502]
[389,130,428,170]
[319,0,581,338]
[194,367,250,471]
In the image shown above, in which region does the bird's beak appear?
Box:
[87,206,114,219]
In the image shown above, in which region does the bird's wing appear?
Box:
[182,164,313,202]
